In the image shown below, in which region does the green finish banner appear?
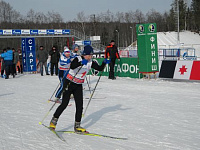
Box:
[89,58,142,78]
[136,23,159,73]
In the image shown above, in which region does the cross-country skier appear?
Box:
[54,47,74,101]
[50,45,110,133]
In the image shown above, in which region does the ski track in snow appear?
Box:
[0,74,200,150]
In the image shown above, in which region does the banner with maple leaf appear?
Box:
[159,60,200,81]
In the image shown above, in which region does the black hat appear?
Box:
[82,45,94,55]
[110,40,115,43]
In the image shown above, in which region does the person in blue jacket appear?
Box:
[0,47,14,79]
[1,49,7,78]
[54,47,74,101]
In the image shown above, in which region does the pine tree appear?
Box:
[171,0,187,31]
[191,0,200,31]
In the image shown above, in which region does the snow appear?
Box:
[157,31,200,58]
[1,74,200,150]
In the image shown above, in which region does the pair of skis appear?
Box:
[48,96,106,104]
[48,99,73,105]
[42,124,127,142]
[42,124,66,142]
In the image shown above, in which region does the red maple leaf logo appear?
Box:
[179,65,187,75]
[81,71,87,78]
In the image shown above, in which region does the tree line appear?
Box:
[0,0,199,51]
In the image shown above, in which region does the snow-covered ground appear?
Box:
[157,31,200,58]
[1,74,200,150]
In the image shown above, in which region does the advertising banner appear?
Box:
[21,38,37,72]
[83,41,91,45]
[89,58,141,78]
[47,29,55,35]
[62,29,70,34]
[3,30,12,35]
[0,29,71,36]
[21,30,30,34]
[12,29,21,35]
[159,60,200,80]
[136,23,159,73]
[30,30,38,35]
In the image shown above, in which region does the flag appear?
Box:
[159,60,177,78]
[190,61,200,80]
[173,61,193,80]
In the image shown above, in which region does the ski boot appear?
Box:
[74,121,87,133]
[5,75,9,79]
[49,117,58,130]
[70,94,74,99]
[54,97,60,102]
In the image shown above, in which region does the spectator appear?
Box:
[36,46,50,76]
[0,47,14,79]
[49,46,60,76]
[1,49,6,78]
[12,48,19,75]
[17,49,23,74]
[72,44,81,56]
[105,40,120,80]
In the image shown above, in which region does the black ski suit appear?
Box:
[49,50,60,75]
[105,44,120,79]
[53,56,106,122]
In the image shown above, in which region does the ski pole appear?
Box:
[85,76,92,95]
[82,70,104,117]
[48,82,61,101]
[39,101,57,125]
[48,70,69,102]
[39,65,83,125]
[51,70,71,102]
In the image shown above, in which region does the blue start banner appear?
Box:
[21,38,37,72]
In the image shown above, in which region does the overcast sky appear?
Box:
[3,0,192,22]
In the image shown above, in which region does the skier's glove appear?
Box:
[81,59,88,65]
[103,58,111,64]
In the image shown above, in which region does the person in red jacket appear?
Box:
[105,40,120,80]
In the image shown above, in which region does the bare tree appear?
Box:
[75,11,88,40]
[0,0,21,23]
[133,9,145,23]
[27,9,35,23]
[115,12,124,22]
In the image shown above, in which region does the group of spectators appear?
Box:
[0,45,80,79]
[0,40,120,80]
[0,47,23,79]
[36,45,80,76]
